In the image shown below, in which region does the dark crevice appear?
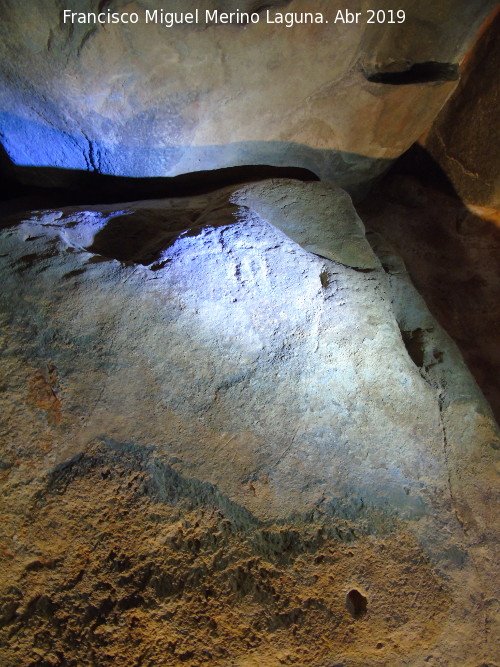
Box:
[365,62,459,85]
[349,266,378,273]
[346,589,367,618]
[251,0,292,15]
[0,157,319,221]
[400,328,426,368]
[77,27,97,57]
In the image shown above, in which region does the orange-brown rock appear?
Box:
[425,9,500,208]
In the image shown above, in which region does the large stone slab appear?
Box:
[425,9,500,208]
[0,0,496,191]
[0,179,498,664]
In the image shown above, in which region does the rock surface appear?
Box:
[0,0,496,191]
[424,9,500,208]
[358,165,500,426]
[0,179,498,664]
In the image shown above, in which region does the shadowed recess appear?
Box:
[346,589,368,618]
[357,144,500,424]
[0,142,318,210]
[365,62,459,85]
[0,112,394,206]
[86,208,234,266]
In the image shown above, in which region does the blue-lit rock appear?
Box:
[0,179,498,663]
[0,0,496,191]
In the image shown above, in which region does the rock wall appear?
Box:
[357,156,500,425]
[1,180,498,664]
[424,9,500,208]
[0,0,496,191]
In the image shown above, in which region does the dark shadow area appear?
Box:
[87,212,185,265]
[365,62,459,85]
[383,143,458,195]
[0,157,318,221]
[86,207,233,267]
[0,111,394,209]
[357,144,500,424]
[346,589,367,618]
[400,328,426,369]
[0,142,23,199]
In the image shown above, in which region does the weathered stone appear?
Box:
[0,0,496,192]
[425,9,500,207]
[0,179,498,664]
[358,167,500,424]
[232,180,380,268]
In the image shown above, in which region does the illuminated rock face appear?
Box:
[0,180,498,664]
[0,0,496,191]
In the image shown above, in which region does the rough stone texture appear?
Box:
[0,179,498,665]
[358,167,500,426]
[0,0,496,192]
[424,9,500,208]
